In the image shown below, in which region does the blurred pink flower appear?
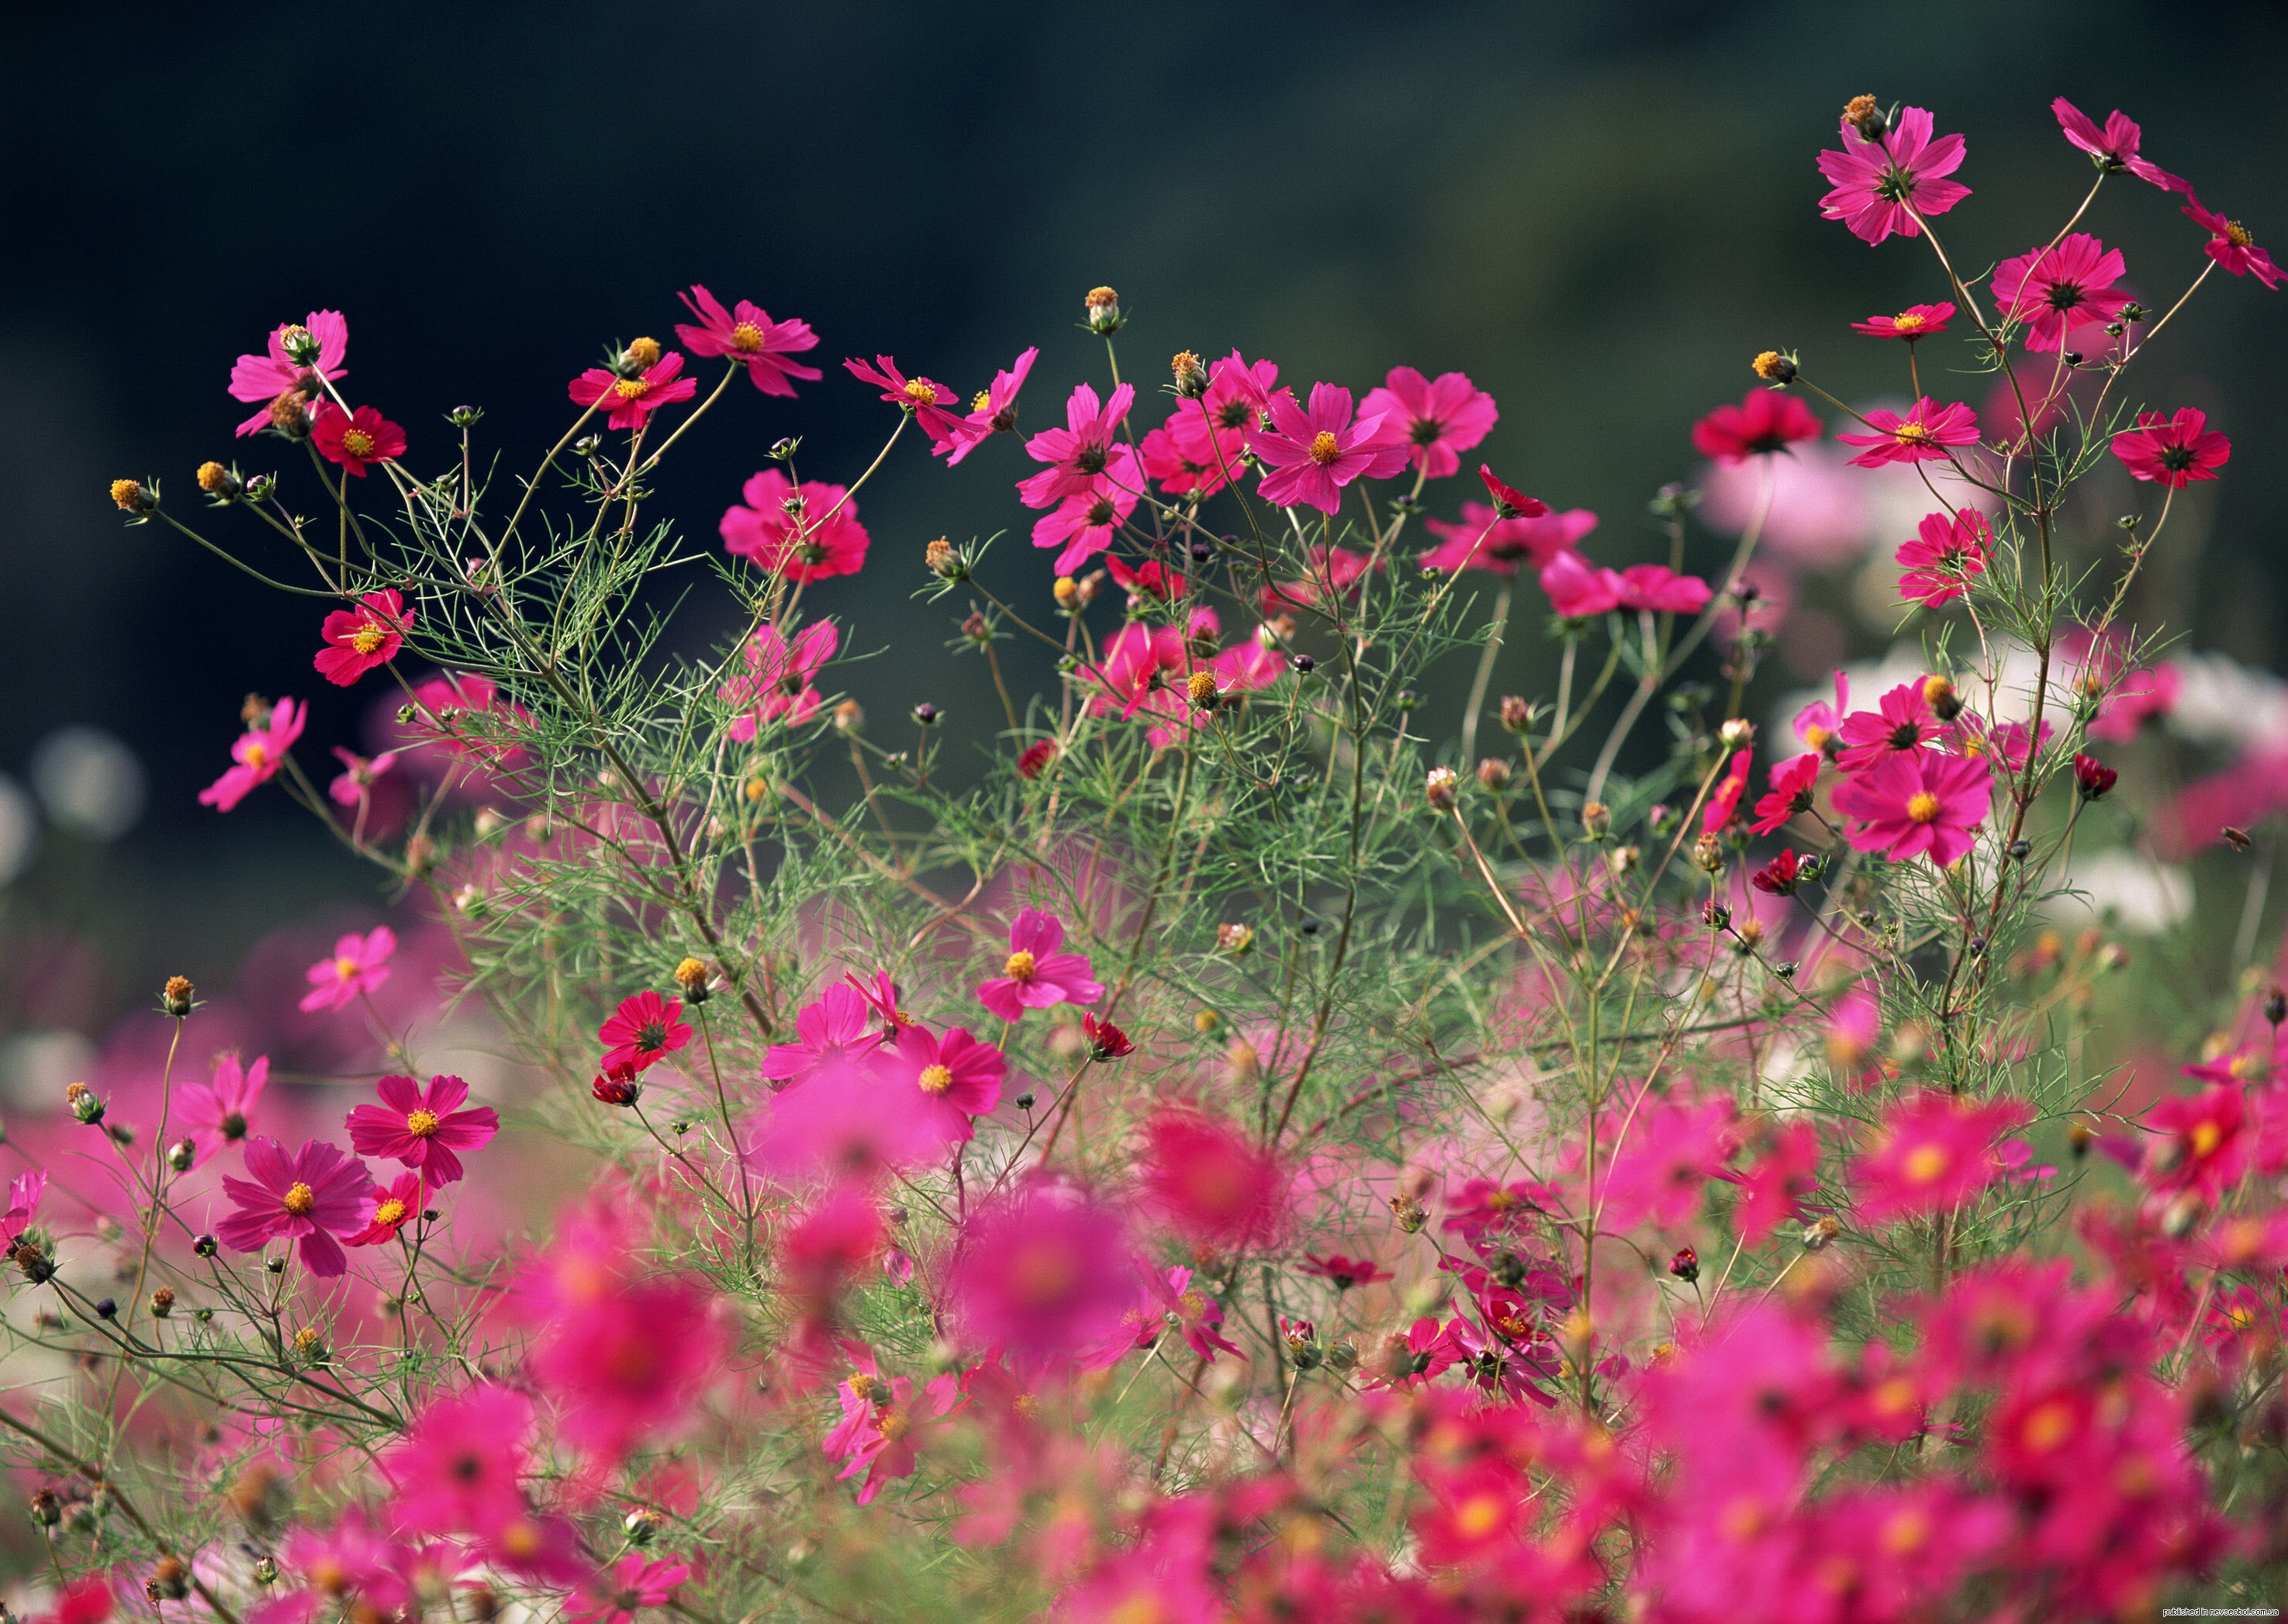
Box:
[1617,563,1711,615]
[299,926,396,1013]
[949,1184,1136,1360]
[328,745,399,807]
[1139,1108,1289,1251]
[227,310,347,436]
[1851,1091,2034,1221]
[721,622,837,739]
[1419,503,1597,577]
[199,697,305,812]
[1538,550,1624,618]
[1690,389,1822,464]
[1732,1122,1821,1243]
[1700,440,1868,568]
[569,1556,689,1624]
[764,983,887,1087]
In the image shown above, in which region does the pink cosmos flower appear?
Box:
[1084,623,1191,742]
[1139,351,1282,497]
[1815,105,1972,244]
[1992,233,2132,353]
[2181,192,2285,287]
[672,284,821,396]
[748,1056,945,1178]
[1106,557,1186,603]
[1691,390,1823,463]
[763,983,887,1087]
[569,1556,689,1624]
[1851,302,1955,340]
[569,351,699,431]
[845,969,915,1040]
[1594,1094,1739,1231]
[1616,563,1712,615]
[313,402,406,478]
[227,310,347,436]
[942,345,1039,465]
[1300,1253,1393,1291]
[598,992,692,1073]
[2,1169,47,1247]
[1252,383,1409,514]
[1139,1109,1288,1251]
[328,745,398,807]
[1018,382,1137,508]
[2141,1085,2247,1200]
[299,925,397,1013]
[1851,1090,2034,1222]
[313,589,414,686]
[1256,543,1382,615]
[400,672,531,769]
[1733,1121,1822,1244]
[976,907,1103,1021]
[880,1024,1005,1144]
[1030,444,1143,575]
[844,355,969,451]
[1149,1264,1244,1363]
[1419,503,1598,577]
[1833,749,1993,867]
[1750,753,1822,836]
[1896,506,1992,606]
[344,1074,499,1187]
[1360,366,1498,479]
[216,1136,375,1277]
[1838,398,1980,467]
[949,1185,1137,1360]
[1538,550,1626,619]
[2052,98,2184,191]
[1795,670,1850,755]
[524,1244,729,1467]
[199,696,305,811]
[827,1365,961,1505]
[2086,658,2180,745]
[719,621,838,739]
[382,1384,537,1539]
[178,1052,268,1166]
[2111,407,2231,488]
[1835,682,1941,772]
[345,1173,423,1247]
[719,470,869,582]
[1702,748,1753,834]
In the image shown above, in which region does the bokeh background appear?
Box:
[4,0,2286,1087]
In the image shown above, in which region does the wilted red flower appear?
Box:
[1751,848,1803,895]
[1300,1253,1392,1290]
[591,1064,641,1107]
[1081,1013,1132,1059]
[1016,740,1059,779]
[1139,1109,1288,1250]
[1478,464,1547,520]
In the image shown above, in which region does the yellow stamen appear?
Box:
[406,1109,441,1138]
[730,320,764,353]
[1906,791,1941,824]
[900,378,938,405]
[282,1182,316,1216]
[243,744,269,768]
[917,1064,955,1096]
[1892,311,1926,330]
[873,1406,911,1443]
[1903,1143,1948,1183]
[2225,221,2253,248]
[1893,422,1935,445]
[1003,949,1037,981]
[2190,1121,2222,1159]
[348,624,389,655]
[340,428,376,460]
[372,1198,407,1228]
[2020,1399,2075,1453]
[613,378,649,400]
[334,956,359,983]
[1453,1494,1505,1539]
[1308,430,1342,465]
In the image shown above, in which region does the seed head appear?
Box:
[624,336,662,370]
[1187,670,1221,709]
[1052,576,1079,609]
[1752,351,1797,385]
[1581,801,1611,838]
[1692,832,1725,874]
[149,1287,175,1319]
[1922,674,1961,722]
[66,1082,104,1126]
[1218,922,1254,957]
[1388,1193,1427,1233]
[1170,351,1208,397]
[109,479,156,515]
[926,537,964,579]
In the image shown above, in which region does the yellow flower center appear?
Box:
[2020,1399,2075,1453]
[373,1198,407,1228]
[1802,724,1833,751]
[348,624,389,655]
[1906,791,1941,824]
[1892,311,1926,330]
[874,1405,911,1443]
[901,378,938,405]
[340,429,376,459]
[334,956,359,982]
[1893,422,1934,444]
[972,390,994,413]
[282,1182,316,1215]
[1004,949,1037,981]
[613,378,650,399]
[1453,1493,1505,1539]
[2225,220,2253,248]
[846,1371,876,1401]
[917,1064,955,1096]
[730,320,764,353]
[1308,430,1342,465]
[406,1110,441,1138]
[1882,1506,1931,1555]
[1903,1143,1948,1183]
[243,743,268,768]
[2190,1121,2222,1158]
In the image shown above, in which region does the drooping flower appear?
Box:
[1360,366,1498,479]
[763,983,887,1087]
[1834,681,1942,772]
[1750,754,1822,836]
[845,355,971,451]
[1833,749,1994,867]
[942,345,1039,465]
[1751,847,1804,893]
[313,589,414,685]
[1815,105,1972,244]
[1419,503,1598,577]
[568,1556,689,1624]
[719,470,868,582]
[1251,382,1409,514]
[1029,444,1143,575]
[344,1074,499,1187]
[1616,563,1712,615]
[299,925,397,1013]
[2,1170,47,1248]
[1139,1108,1288,1251]
[1478,464,1545,520]
[178,1052,268,1166]
[1837,398,1979,467]
[344,1172,424,1248]
[1080,1013,1132,1059]
[312,402,407,478]
[672,284,821,396]
[1691,390,1823,463]
[1851,1090,2034,1221]
[1896,506,1992,606]
[880,1024,1005,1144]
[598,992,692,1074]
[2111,407,2231,488]
[719,621,838,739]
[1017,382,1137,509]
[199,696,306,812]
[328,745,398,807]
[1851,302,1956,340]
[2051,98,2183,191]
[216,1137,375,1277]
[1538,550,1626,619]
[2180,192,2285,287]
[1702,748,1753,834]
[227,310,347,437]
[1992,233,2133,352]
[976,907,1104,1022]
[569,351,698,432]
[2073,752,2120,800]
[948,1185,1137,1361]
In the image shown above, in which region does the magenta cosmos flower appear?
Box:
[1992,233,2131,353]
[1419,503,1597,577]
[227,310,347,436]
[178,1052,268,1166]
[2112,407,2232,488]
[1616,563,1710,615]
[329,745,396,807]
[346,1073,499,1187]
[1837,398,1979,467]
[2181,192,2285,288]
[1816,105,1971,244]
[598,992,692,1073]
[672,284,821,396]
[569,1556,689,1624]
[1537,550,1626,619]
[1750,753,1822,836]
[1851,302,1955,340]
[301,924,396,1013]
[845,354,969,451]
[345,1172,423,1247]
[314,588,414,686]
[1833,749,1993,867]
[1360,366,1498,479]
[941,345,1039,466]
[1253,382,1409,514]
[1030,444,1143,575]
[1018,381,1135,508]
[880,1024,1005,1145]
[569,352,699,431]
[2051,98,2184,192]
[199,696,305,812]
[1851,1090,2032,1222]
[1835,680,1942,772]
[313,402,407,478]
[949,1186,1136,1360]
[382,1383,537,1539]
[762,982,886,1087]
[719,470,869,582]
[976,907,1104,1022]
[216,1136,374,1277]
[1691,389,1822,463]
[1139,351,1284,497]
[720,620,837,739]
[1896,507,1992,606]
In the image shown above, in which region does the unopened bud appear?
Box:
[1921,674,1961,721]
[109,479,157,515]
[1718,717,1755,749]
[911,702,940,727]
[926,537,963,579]
[148,1287,175,1319]
[1388,1193,1427,1233]
[1692,832,1725,873]
[673,958,710,1004]
[66,1082,105,1126]
[1802,1215,1842,1251]
[278,324,322,366]
[1084,286,1123,335]
[1425,767,1460,812]
[1668,1246,1699,1284]
[446,404,484,428]
[1218,923,1254,956]
[167,1139,196,1173]
[1170,351,1208,397]
[1609,844,1640,876]
[1053,576,1080,609]
[1842,94,1886,138]
[1498,695,1532,734]
[1476,757,1512,791]
[162,975,194,1017]
[1580,801,1610,838]
[624,1507,663,1546]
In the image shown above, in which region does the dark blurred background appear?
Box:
[4,0,2286,1045]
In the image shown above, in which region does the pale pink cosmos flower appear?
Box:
[1896,507,1992,606]
[1795,670,1851,754]
[720,622,838,740]
[569,352,699,431]
[2051,98,2184,192]
[976,907,1103,1022]
[2181,192,2285,287]
[1851,1090,2034,1222]
[1833,749,1993,867]
[1018,382,1137,510]
[1029,444,1143,574]
[1837,399,1980,467]
[1419,503,1598,577]
[199,697,305,812]
[329,745,398,807]
[762,983,886,1087]
[1252,383,1409,514]
[1360,367,1498,479]
[879,1024,1005,1145]
[720,470,869,582]
[227,310,347,436]
[673,284,821,396]
[300,925,397,1013]
[569,1556,690,1624]
[216,1136,375,1278]
[1815,105,1971,244]
[1992,233,2132,353]
[941,345,1039,465]
[178,1053,268,1167]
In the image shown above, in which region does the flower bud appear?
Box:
[278,324,323,366]
[1498,695,1533,734]
[149,1287,175,1320]
[1218,923,1254,957]
[927,537,964,580]
[109,479,157,515]
[911,702,940,727]
[1718,717,1755,749]
[1388,1193,1427,1233]
[252,1559,279,1587]
[1668,1246,1699,1284]
[192,1233,218,1258]
[593,1064,642,1107]
[1802,1215,1842,1251]
[28,1489,60,1529]
[1692,832,1725,873]
[624,1507,663,1546]
[1842,95,1886,138]
[1188,537,1214,563]
[1170,351,1208,397]
[1702,898,1730,931]
[94,1297,117,1321]
[572,434,602,457]
[290,1327,327,1363]
[1609,844,1640,876]
[1579,801,1611,838]
[1751,350,1797,385]
[1393,688,1419,712]
[1476,758,1512,791]
[162,976,194,1018]
[1084,286,1123,335]
[1289,653,1315,675]
[447,404,485,428]
[831,699,865,736]
[1647,803,1677,837]
[673,957,710,1004]
[167,1139,196,1173]
[1014,1090,1036,1111]
[195,461,242,500]
[66,1082,104,1125]
[1053,576,1080,609]
[1083,1015,1133,1060]
[1424,767,1460,811]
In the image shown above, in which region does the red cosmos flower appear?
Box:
[2141,1085,2247,1199]
[1257,543,1382,614]
[1106,557,1185,603]
[569,1556,690,1624]
[1851,302,1955,340]
[1895,506,1992,607]
[1253,382,1409,514]
[2181,192,2285,287]
[569,352,698,431]
[313,588,414,685]
[1838,398,1979,467]
[880,1025,1005,1145]
[1618,563,1712,615]
[1478,464,1546,520]
[843,355,971,452]
[719,620,838,739]
[1419,502,1597,577]
[763,983,886,1087]
[1992,233,2132,353]
[1360,366,1498,479]
[591,1063,642,1106]
[1733,1121,1822,1242]
[1851,1090,2034,1221]
[1538,550,1626,619]
[1702,748,1753,833]
[345,1074,499,1187]
[2111,407,2232,488]
[300,925,396,1013]
[1015,740,1059,779]
[1018,381,1136,508]
[2052,98,2184,192]
[1081,1013,1132,1059]
[2074,752,2119,800]
[1751,755,1822,837]
[977,907,1104,1022]
[313,401,406,477]
[345,1172,424,1248]
[1834,681,1942,772]
[672,284,821,396]
[1815,105,1972,244]
[598,991,692,1073]
[199,696,305,812]
[720,470,869,582]
[179,1052,267,1166]
[941,345,1039,466]
[1139,1108,1288,1251]
[1751,847,1804,895]
[1030,444,1143,575]
[1300,1253,1393,1291]
[1691,389,1823,463]
[1833,749,1994,867]
[216,1136,375,1277]
[227,309,347,436]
